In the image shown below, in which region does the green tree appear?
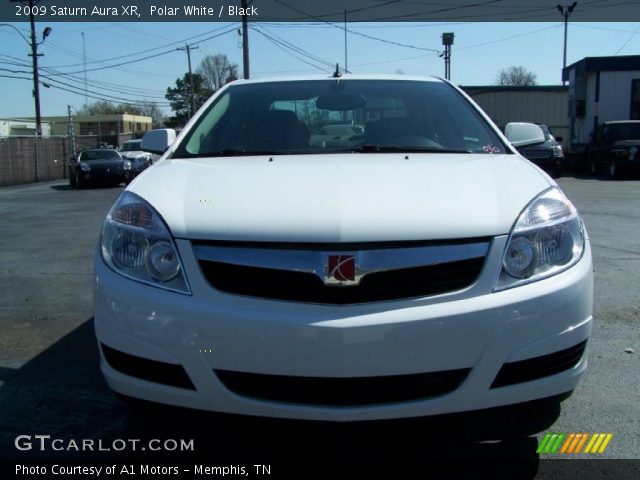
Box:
[165,73,213,127]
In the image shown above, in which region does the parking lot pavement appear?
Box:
[0,177,638,473]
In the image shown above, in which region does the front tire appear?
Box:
[608,159,621,179]
[76,171,85,189]
[552,161,563,179]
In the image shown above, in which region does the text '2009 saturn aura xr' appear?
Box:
[95,75,593,421]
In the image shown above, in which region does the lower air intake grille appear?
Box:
[491,340,587,389]
[101,343,195,390]
[215,368,471,406]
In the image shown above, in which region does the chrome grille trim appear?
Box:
[192,241,490,286]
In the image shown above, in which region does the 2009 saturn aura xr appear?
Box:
[94,75,593,421]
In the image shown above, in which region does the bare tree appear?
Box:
[197,54,239,92]
[496,66,537,86]
[137,101,167,129]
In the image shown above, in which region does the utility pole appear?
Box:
[27,1,51,182]
[344,9,348,74]
[557,2,577,85]
[441,32,454,81]
[1,7,51,183]
[29,0,42,182]
[241,0,250,79]
[177,44,199,117]
[81,32,88,106]
[67,105,76,178]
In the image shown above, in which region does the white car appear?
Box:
[95,75,593,421]
[117,139,153,177]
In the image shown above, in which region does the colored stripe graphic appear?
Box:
[550,433,566,453]
[537,433,553,454]
[539,433,613,455]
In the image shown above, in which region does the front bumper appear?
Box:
[94,236,593,421]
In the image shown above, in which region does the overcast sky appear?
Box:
[1,21,638,118]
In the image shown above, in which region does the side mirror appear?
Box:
[555,136,563,143]
[141,129,177,155]
[504,123,546,148]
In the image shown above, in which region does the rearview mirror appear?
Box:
[316,93,365,111]
[504,123,545,148]
[141,129,176,155]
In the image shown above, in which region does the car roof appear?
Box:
[81,149,119,153]
[228,74,444,86]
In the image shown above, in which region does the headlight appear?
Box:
[552,145,564,157]
[495,187,584,291]
[100,191,190,294]
[80,162,91,172]
[123,160,133,170]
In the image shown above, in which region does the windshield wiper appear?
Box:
[354,145,471,154]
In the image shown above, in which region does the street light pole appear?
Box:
[557,2,577,85]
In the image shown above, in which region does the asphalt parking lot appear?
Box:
[0,177,638,476]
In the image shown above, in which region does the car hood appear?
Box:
[129,153,551,242]
[121,151,147,159]
[85,159,124,168]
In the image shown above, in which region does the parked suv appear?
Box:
[95,76,592,421]
[588,120,640,178]
[506,123,564,178]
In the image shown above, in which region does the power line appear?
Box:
[39,27,236,77]
[614,24,640,55]
[45,24,234,69]
[252,26,332,73]
[254,25,334,67]
[1,72,171,107]
[271,0,440,53]
[0,56,168,100]
[456,24,561,51]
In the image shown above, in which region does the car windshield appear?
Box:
[174,79,507,158]
[608,123,640,141]
[119,141,141,152]
[80,150,121,161]
[539,125,555,142]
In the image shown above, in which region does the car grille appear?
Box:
[196,241,489,305]
[199,257,485,304]
[522,148,552,159]
[491,340,587,388]
[215,368,472,406]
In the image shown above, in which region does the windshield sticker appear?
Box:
[483,145,501,153]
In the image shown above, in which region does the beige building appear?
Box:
[461,86,569,146]
[43,113,152,137]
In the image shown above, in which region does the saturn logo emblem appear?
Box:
[325,255,357,286]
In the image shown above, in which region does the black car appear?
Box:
[68,149,132,188]
[588,121,640,178]
[510,124,564,178]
